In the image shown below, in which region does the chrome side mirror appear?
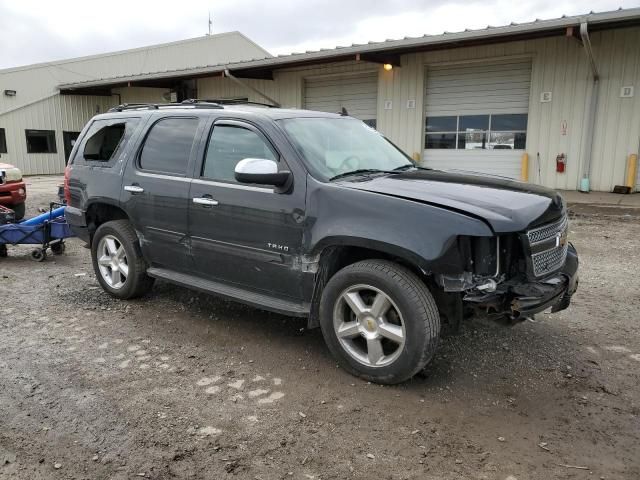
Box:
[234,158,291,187]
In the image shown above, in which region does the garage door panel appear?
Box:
[426,82,532,95]
[423,151,522,178]
[427,61,532,77]
[305,91,378,102]
[426,73,532,88]
[423,60,532,178]
[304,72,378,122]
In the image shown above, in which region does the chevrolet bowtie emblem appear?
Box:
[556,229,568,248]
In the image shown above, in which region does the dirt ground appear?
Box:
[1,176,639,480]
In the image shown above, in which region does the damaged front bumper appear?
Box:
[459,243,579,319]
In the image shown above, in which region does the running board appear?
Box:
[146,268,309,317]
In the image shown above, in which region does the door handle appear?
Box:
[124,185,144,194]
[193,197,219,206]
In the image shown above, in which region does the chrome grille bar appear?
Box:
[526,214,569,277]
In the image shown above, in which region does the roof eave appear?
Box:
[58,8,640,92]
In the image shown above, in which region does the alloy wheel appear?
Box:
[97,235,129,289]
[333,284,406,367]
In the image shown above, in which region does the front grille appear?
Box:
[527,216,568,244]
[526,215,569,277]
[531,243,568,277]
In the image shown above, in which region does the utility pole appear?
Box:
[207,12,213,36]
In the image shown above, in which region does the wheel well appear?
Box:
[307,245,429,329]
[85,203,129,241]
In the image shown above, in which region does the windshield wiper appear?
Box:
[329,169,397,181]
[392,164,417,171]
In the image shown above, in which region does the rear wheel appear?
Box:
[319,260,440,384]
[12,203,25,221]
[91,220,154,299]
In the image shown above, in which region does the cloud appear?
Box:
[0,0,637,69]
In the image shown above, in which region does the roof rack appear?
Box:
[198,98,278,108]
[108,99,224,112]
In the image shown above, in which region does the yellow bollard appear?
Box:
[625,153,638,189]
[520,153,529,182]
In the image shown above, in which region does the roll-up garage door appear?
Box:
[423,60,532,178]
[304,72,378,128]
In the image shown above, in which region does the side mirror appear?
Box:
[234,158,291,187]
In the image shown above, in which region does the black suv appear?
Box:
[65,101,578,384]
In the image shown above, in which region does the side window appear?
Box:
[25,129,56,154]
[139,117,199,175]
[72,118,140,167]
[84,124,126,162]
[202,125,277,182]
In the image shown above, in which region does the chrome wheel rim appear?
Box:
[97,235,128,289]
[333,284,406,368]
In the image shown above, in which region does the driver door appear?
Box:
[188,119,306,300]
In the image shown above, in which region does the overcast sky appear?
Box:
[1,0,639,69]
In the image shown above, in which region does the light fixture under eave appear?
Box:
[4,89,17,96]
[383,64,393,71]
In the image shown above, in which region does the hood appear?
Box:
[340,169,565,233]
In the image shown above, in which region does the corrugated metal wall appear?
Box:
[304,72,378,121]
[0,94,114,174]
[198,61,377,109]
[199,27,640,192]
[0,32,271,175]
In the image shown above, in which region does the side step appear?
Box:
[147,268,310,317]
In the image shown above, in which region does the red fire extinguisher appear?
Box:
[556,154,567,173]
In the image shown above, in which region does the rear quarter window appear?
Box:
[72,117,140,167]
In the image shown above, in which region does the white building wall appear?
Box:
[0,32,270,174]
[198,27,640,192]
[0,95,115,174]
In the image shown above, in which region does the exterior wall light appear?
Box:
[4,90,17,96]
[383,64,393,71]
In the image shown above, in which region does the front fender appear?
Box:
[305,179,494,274]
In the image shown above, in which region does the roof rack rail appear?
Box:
[194,98,278,108]
[108,100,224,112]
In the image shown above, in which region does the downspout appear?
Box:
[579,21,599,192]
[223,69,281,107]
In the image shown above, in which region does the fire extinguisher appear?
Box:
[556,154,567,173]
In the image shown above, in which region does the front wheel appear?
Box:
[91,220,154,299]
[319,260,440,384]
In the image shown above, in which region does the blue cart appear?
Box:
[0,203,75,261]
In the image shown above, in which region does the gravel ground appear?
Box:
[1,176,639,480]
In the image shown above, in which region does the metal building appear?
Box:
[0,32,270,174]
[5,8,640,192]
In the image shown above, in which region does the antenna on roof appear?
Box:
[207,11,213,36]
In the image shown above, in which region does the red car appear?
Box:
[0,162,26,220]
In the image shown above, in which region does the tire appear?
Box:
[12,203,25,221]
[319,260,440,384]
[51,241,66,255]
[30,249,46,262]
[91,220,154,299]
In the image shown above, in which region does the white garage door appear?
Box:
[423,60,532,178]
[304,72,378,128]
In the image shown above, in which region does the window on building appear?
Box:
[202,125,277,183]
[0,128,7,154]
[25,129,57,154]
[425,114,527,150]
[139,117,199,175]
[84,124,126,162]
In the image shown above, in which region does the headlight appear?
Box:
[3,167,22,182]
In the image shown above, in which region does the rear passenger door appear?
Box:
[188,119,306,299]
[121,115,204,272]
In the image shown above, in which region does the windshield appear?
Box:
[278,117,413,181]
